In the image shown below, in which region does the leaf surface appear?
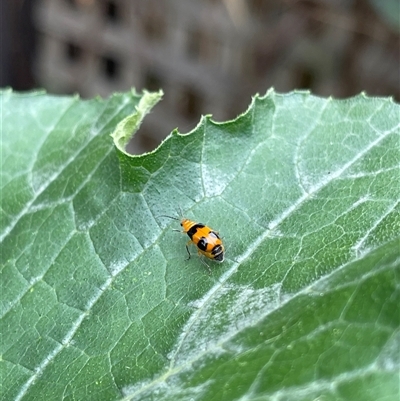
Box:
[1,88,399,401]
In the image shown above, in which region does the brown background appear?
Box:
[2,0,399,153]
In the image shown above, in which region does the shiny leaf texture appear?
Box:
[1,88,399,401]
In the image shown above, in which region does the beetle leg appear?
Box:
[197,250,211,274]
[185,241,192,260]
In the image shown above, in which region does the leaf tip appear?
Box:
[111,89,164,156]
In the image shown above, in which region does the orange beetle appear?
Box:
[161,214,225,269]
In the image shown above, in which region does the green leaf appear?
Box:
[1,88,399,401]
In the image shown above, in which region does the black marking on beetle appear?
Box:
[209,231,220,239]
[197,237,208,251]
[211,244,223,256]
[186,223,205,239]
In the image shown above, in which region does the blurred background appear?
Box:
[1,0,399,154]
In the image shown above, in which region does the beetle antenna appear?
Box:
[158,215,180,221]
